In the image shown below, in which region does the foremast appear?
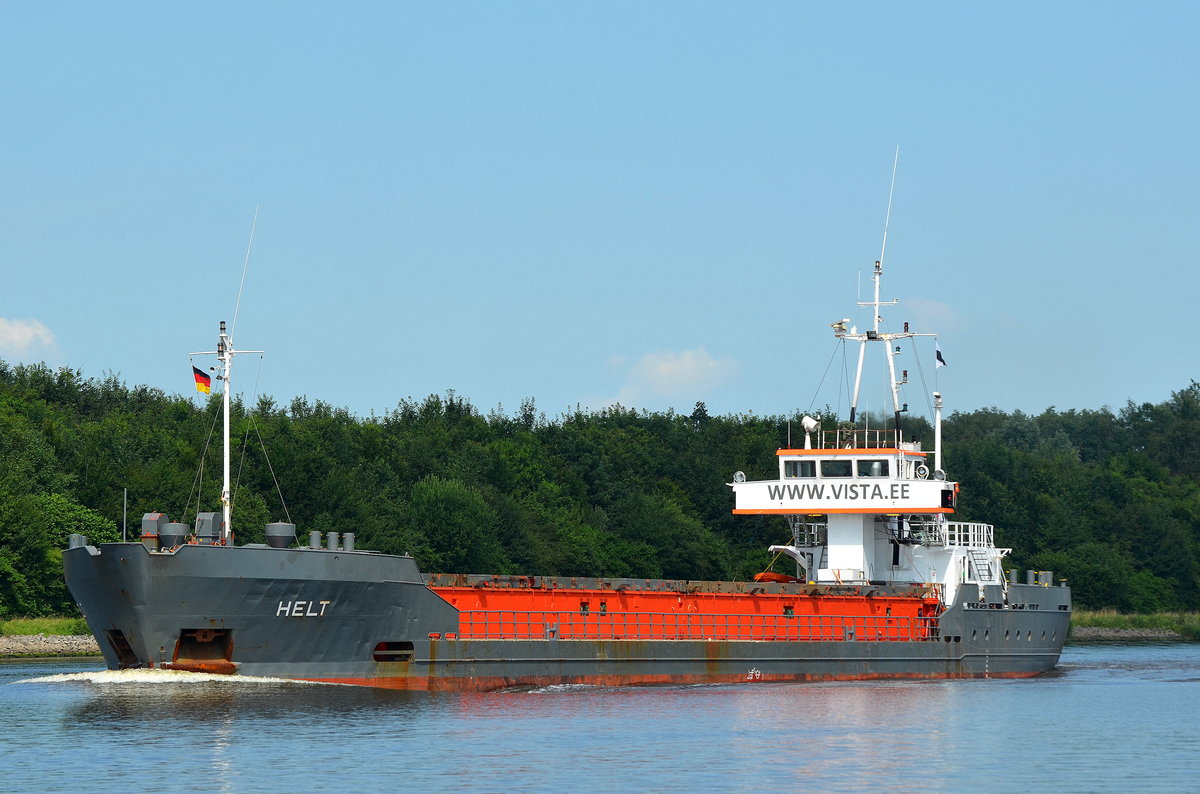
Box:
[190,321,262,543]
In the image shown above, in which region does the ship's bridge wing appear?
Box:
[731,448,957,514]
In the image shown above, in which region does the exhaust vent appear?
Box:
[265,522,297,549]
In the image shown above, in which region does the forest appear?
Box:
[1,358,1197,617]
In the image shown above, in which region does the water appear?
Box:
[3,644,1197,792]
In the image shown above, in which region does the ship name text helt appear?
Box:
[277,599,331,617]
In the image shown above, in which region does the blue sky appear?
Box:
[2,2,1196,423]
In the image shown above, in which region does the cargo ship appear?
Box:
[63,259,1071,690]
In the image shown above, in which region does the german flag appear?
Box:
[193,366,212,394]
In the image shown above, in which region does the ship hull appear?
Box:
[64,542,1070,691]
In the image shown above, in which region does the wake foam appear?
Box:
[521,683,602,694]
[14,669,334,686]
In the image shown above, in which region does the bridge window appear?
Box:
[784,460,816,478]
[857,460,889,477]
[820,460,853,478]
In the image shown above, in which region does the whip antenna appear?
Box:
[231,204,260,342]
[878,147,899,269]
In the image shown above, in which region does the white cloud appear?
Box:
[604,354,627,373]
[615,348,737,407]
[0,317,57,360]
[902,298,962,334]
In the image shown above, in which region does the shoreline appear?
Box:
[0,635,101,657]
[1068,626,1184,642]
[0,628,1191,659]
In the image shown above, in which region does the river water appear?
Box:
[2,644,1196,792]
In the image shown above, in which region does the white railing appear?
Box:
[819,428,900,449]
[944,522,994,548]
[912,521,994,548]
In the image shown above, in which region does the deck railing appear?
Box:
[942,522,994,547]
[819,428,901,450]
[453,610,939,643]
[912,520,994,548]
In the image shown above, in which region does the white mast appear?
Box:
[191,321,262,544]
[838,149,937,437]
[837,260,939,438]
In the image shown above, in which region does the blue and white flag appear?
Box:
[935,342,947,368]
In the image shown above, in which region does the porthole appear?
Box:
[1005,630,1010,641]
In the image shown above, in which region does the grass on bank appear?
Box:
[0,617,89,636]
[1070,610,1200,641]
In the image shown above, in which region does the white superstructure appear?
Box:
[730,259,1009,605]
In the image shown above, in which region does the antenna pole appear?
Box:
[231,205,259,342]
[878,146,899,270]
[191,214,267,545]
[879,147,902,434]
[832,151,944,445]
[847,149,902,429]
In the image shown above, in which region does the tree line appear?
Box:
[0,358,1196,616]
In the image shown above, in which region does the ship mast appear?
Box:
[191,321,262,544]
[848,260,903,427]
[835,259,940,438]
[838,150,937,437]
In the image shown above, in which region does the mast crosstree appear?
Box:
[835,259,935,431]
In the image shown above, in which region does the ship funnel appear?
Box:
[265,522,297,549]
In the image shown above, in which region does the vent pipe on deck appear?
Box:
[265,522,297,549]
[160,523,189,549]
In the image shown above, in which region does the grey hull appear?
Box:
[64,541,1070,691]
